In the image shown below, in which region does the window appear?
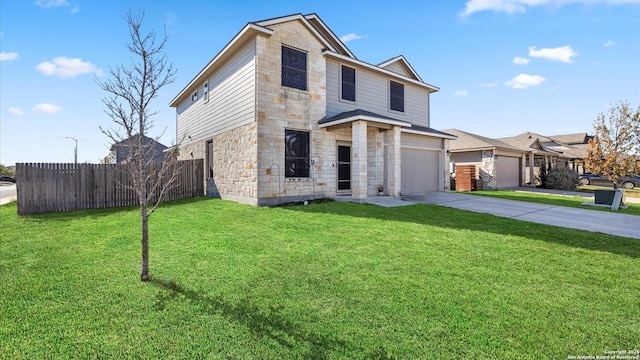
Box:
[390,80,404,112]
[284,130,310,178]
[191,90,198,102]
[281,46,307,91]
[203,81,209,103]
[341,65,356,102]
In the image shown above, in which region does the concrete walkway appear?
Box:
[0,184,17,206]
[332,192,640,240]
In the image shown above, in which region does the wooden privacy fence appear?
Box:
[16,159,203,215]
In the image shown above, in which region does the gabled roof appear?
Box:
[302,13,355,59]
[377,55,423,82]
[109,134,168,151]
[497,132,565,156]
[548,132,589,145]
[254,13,349,57]
[324,51,439,92]
[443,129,523,152]
[170,13,438,107]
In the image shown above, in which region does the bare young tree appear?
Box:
[97,10,178,281]
[585,100,640,189]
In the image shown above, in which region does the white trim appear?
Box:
[339,64,357,104]
[304,14,356,59]
[319,116,411,129]
[378,55,423,82]
[256,14,338,54]
[402,128,457,140]
[389,79,405,114]
[324,51,439,92]
[170,24,273,107]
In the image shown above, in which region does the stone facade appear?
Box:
[174,15,452,206]
[254,20,329,205]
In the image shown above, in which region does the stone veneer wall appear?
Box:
[254,20,330,205]
[177,122,258,204]
[367,128,385,195]
[480,150,497,190]
[213,122,258,205]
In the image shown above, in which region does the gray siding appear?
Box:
[326,59,430,128]
[451,151,482,164]
[401,133,441,149]
[177,39,256,146]
[380,62,412,78]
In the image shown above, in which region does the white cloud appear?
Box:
[603,40,617,47]
[460,0,640,17]
[505,73,546,89]
[340,33,365,43]
[8,107,24,116]
[36,57,102,78]
[513,56,530,65]
[528,45,578,63]
[35,0,69,8]
[481,81,499,88]
[454,90,469,97]
[1,52,19,61]
[32,103,62,114]
[35,0,79,12]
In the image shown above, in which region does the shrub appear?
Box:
[545,167,580,191]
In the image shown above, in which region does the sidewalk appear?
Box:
[333,192,640,240]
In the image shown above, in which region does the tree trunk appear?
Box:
[140,204,150,281]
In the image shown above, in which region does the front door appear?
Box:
[337,145,351,192]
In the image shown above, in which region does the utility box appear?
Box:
[455,165,476,191]
[594,189,616,205]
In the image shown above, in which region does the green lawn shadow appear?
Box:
[283,202,640,259]
[149,278,357,359]
[17,197,210,222]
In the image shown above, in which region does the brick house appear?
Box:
[170,13,455,206]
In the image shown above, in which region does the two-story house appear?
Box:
[170,13,455,206]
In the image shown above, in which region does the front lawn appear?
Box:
[466,190,640,216]
[1,199,638,359]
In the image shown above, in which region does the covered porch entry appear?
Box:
[319,110,410,201]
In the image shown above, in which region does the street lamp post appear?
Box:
[65,137,78,165]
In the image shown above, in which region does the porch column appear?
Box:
[529,152,535,187]
[386,125,401,197]
[351,120,368,201]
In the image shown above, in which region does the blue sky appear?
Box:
[1,0,639,165]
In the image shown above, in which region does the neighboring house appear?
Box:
[497,132,588,184]
[546,132,591,173]
[170,13,455,206]
[445,129,527,189]
[109,134,169,164]
[447,129,592,189]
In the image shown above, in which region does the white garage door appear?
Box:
[495,156,520,189]
[401,148,440,194]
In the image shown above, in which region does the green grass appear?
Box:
[1,198,639,359]
[465,190,640,216]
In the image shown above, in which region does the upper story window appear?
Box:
[390,80,404,112]
[282,45,307,91]
[341,65,356,102]
[191,90,198,102]
[284,129,310,178]
[203,81,209,103]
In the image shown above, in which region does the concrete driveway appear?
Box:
[333,192,640,240]
[0,184,17,205]
[406,192,640,240]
